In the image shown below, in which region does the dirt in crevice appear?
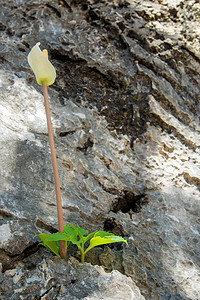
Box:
[111,190,148,214]
[0,243,42,273]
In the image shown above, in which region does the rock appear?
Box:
[0,257,145,300]
[0,0,200,299]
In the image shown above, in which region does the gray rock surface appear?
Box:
[0,0,200,299]
[0,256,145,300]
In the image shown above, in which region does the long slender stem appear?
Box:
[79,243,86,263]
[42,82,65,258]
[81,252,85,263]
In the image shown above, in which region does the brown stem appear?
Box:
[42,82,65,258]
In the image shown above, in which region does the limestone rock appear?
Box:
[0,0,200,299]
[0,257,145,300]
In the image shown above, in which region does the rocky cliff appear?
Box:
[0,0,199,299]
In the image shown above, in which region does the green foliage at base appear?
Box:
[36,223,128,262]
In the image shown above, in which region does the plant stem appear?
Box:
[81,251,85,263]
[78,245,85,263]
[42,82,65,259]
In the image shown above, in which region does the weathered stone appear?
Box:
[0,0,200,299]
[0,257,145,300]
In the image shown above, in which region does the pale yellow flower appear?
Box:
[28,42,56,86]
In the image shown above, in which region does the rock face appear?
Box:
[0,256,145,300]
[0,0,200,299]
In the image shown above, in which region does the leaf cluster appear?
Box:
[36,223,128,263]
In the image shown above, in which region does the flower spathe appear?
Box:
[28,42,56,86]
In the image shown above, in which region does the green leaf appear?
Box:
[55,239,70,255]
[64,224,80,246]
[76,226,89,237]
[45,232,70,242]
[85,234,128,254]
[94,231,116,238]
[65,223,88,237]
[36,233,60,258]
[56,241,60,249]
[93,231,128,245]
[64,223,88,247]
[61,224,129,263]
[35,233,50,243]
[83,231,98,243]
